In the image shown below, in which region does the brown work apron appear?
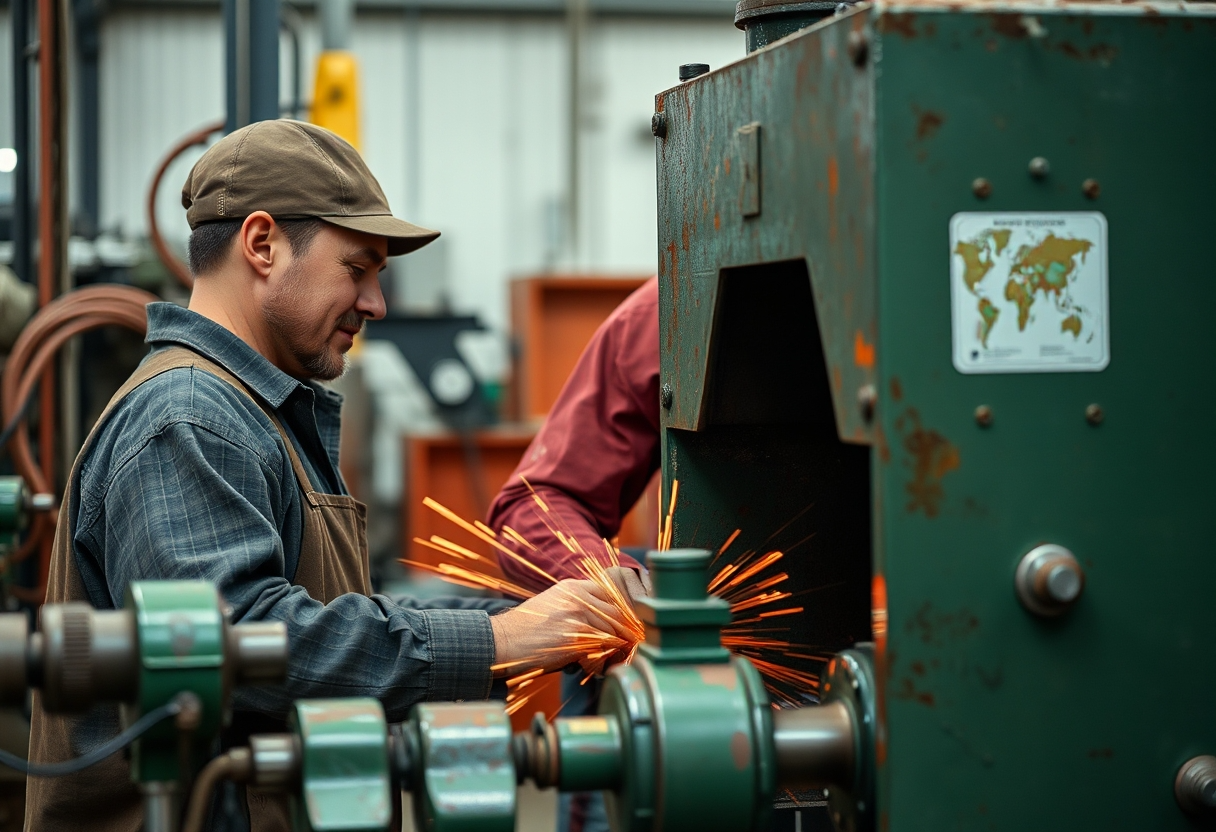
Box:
[26,346,371,832]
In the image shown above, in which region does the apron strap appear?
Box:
[88,345,317,495]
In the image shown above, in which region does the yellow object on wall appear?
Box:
[310,51,361,151]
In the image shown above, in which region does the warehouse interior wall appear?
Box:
[86,7,743,334]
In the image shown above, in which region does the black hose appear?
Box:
[0,699,183,777]
[0,379,39,455]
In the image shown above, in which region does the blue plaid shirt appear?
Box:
[71,302,501,721]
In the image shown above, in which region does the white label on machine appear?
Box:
[949,211,1109,373]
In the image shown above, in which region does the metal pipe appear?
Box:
[771,701,856,790]
[140,781,181,832]
[11,0,33,286]
[319,0,353,50]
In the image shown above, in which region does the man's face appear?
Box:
[263,223,388,381]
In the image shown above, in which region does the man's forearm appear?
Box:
[492,485,642,592]
[231,583,495,722]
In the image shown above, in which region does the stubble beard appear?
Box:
[264,261,361,382]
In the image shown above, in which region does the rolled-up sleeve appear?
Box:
[78,418,495,722]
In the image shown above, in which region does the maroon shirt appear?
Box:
[488,278,660,592]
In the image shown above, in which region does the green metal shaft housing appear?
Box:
[291,697,392,832]
[531,550,778,832]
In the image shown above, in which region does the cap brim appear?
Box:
[320,214,440,256]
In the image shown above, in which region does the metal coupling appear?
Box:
[772,700,856,790]
[514,712,561,788]
[226,620,289,686]
[1176,756,1216,818]
[35,604,139,713]
[247,734,301,789]
[1015,544,1085,617]
[0,614,30,707]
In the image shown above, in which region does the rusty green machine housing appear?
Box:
[655,3,1216,830]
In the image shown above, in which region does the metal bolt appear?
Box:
[857,384,877,423]
[1044,563,1082,603]
[28,493,55,512]
[847,30,868,66]
[1015,544,1085,618]
[1082,178,1101,200]
[1028,157,1050,179]
[974,405,993,428]
[1085,403,1103,426]
[661,383,674,410]
[1176,756,1216,817]
[972,178,993,199]
[679,63,710,82]
[651,112,667,139]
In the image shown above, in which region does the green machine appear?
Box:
[188,549,870,832]
[0,580,288,831]
[654,2,1216,830]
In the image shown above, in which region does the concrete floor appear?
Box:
[401,783,557,832]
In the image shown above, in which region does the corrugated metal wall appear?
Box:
[97,6,742,330]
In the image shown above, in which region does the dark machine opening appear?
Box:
[666,259,872,680]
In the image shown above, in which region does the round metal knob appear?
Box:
[1176,756,1216,818]
[1015,544,1085,617]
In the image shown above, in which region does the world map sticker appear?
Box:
[949,211,1109,374]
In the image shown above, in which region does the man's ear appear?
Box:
[239,212,280,280]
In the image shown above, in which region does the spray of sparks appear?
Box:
[403,478,825,715]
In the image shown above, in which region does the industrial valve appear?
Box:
[0,580,288,830]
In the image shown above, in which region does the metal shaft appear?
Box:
[772,701,856,790]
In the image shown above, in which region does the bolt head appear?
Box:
[1082,178,1101,200]
[1029,157,1050,178]
[857,384,877,423]
[974,405,993,428]
[847,30,868,66]
[678,63,710,82]
[1086,403,1104,426]
[651,112,667,139]
[29,493,56,512]
[972,178,993,199]
[1045,563,1081,603]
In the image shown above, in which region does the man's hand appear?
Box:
[490,579,635,677]
[603,566,652,607]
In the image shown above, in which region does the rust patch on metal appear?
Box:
[827,156,840,198]
[714,212,721,231]
[682,223,690,252]
[723,156,731,176]
[1054,42,1119,63]
[889,377,903,402]
[894,676,936,708]
[895,407,959,517]
[730,731,751,770]
[989,13,1028,39]
[878,12,917,38]
[697,664,738,690]
[874,422,890,464]
[907,602,979,646]
[913,107,944,141]
[853,330,875,369]
[667,241,679,280]
[427,706,493,728]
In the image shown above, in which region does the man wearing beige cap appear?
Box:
[26,120,632,831]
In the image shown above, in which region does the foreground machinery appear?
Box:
[654,1,1216,830]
